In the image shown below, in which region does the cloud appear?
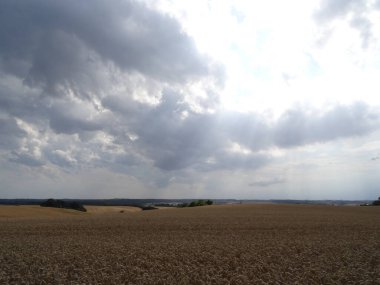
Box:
[127,92,221,171]
[0,0,213,90]
[0,117,26,150]
[314,0,379,48]
[0,0,380,197]
[206,102,379,156]
[9,151,44,167]
[47,98,105,134]
[0,0,221,173]
[273,102,378,148]
[113,98,379,173]
[314,0,363,21]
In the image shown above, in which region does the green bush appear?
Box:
[40,199,87,212]
[178,200,213,208]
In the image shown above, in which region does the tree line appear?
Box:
[178,200,213,208]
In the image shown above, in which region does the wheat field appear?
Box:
[0,204,379,284]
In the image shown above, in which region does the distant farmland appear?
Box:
[0,204,379,284]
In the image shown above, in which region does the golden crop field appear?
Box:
[0,204,379,284]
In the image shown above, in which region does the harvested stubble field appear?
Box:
[0,204,379,284]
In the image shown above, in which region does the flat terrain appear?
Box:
[0,204,379,284]
[0,205,85,219]
[0,205,141,219]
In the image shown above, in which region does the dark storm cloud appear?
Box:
[104,89,224,171]
[273,102,377,147]
[47,100,104,135]
[314,0,377,48]
[136,96,217,171]
[9,151,44,167]
[102,88,271,172]
[105,85,380,172]
[0,117,26,149]
[0,0,379,180]
[0,0,210,91]
[0,79,41,120]
[0,79,104,135]
[0,0,220,172]
[224,102,378,161]
[49,113,100,135]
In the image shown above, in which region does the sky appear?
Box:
[0,0,379,200]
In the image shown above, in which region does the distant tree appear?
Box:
[140,206,158,211]
[70,201,87,212]
[40,199,87,212]
[178,200,213,208]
